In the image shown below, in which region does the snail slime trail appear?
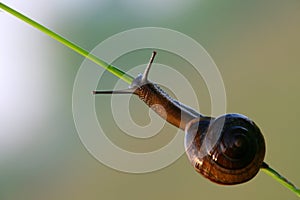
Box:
[93,51,265,185]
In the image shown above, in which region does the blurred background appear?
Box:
[1,0,300,199]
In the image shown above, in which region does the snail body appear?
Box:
[94,51,266,185]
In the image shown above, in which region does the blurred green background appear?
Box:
[1,0,300,199]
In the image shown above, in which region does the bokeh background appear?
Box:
[1,0,300,200]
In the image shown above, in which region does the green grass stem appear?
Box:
[0,3,134,84]
[1,2,299,198]
[261,162,300,197]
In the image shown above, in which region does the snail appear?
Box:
[94,51,266,185]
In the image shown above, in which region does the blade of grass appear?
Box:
[261,162,300,197]
[1,2,300,198]
[0,2,134,84]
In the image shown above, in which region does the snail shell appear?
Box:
[184,114,265,184]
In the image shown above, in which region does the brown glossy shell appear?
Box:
[184,114,265,184]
